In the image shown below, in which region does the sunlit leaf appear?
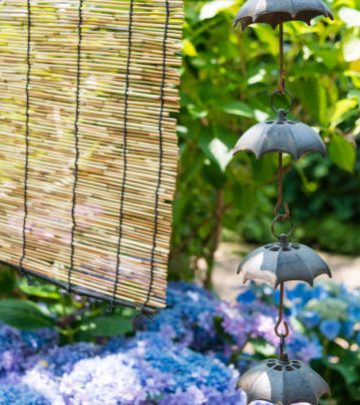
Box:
[344,38,360,62]
[339,7,360,27]
[330,98,358,128]
[199,127,237,172]
[328,134,356,172]
[222,101,254,118]
[19,280,61,299]
[253,25,278,55]
[182,39,197,57]
[207,138,233,172]
[199,0,236,21]
[349,59,360,73]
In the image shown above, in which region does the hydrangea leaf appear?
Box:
[0,299,54,330]
[18,281,61,300]
[85,314,133,337]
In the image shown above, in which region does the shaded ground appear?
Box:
[213,242,360,300]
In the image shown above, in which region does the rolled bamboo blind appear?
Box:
[0,0,183,313]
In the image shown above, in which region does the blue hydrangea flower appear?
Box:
[287,334,322,362]
[30,342,101,376]
[0,384,49,405]
[301,311,321,329]
[236,289,256,304]
[56,332,242,404]
[342,321,355,339]
[20,329,58,355]
[0,324,58,376]
[320,320,341,340]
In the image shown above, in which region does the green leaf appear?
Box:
[207,138,233,172]
[330,99,358,129]
[222,101,254,118]
[85,314,133,337]
[18,281,61,300]
[290,77,329,126]
[182,39,197,57]
[253,25,278,55]
[324,350,360,388]
[0,299,54,330]
[199,127,237,172]
[251,339,276,356]
[328,134,356,172]
[354,117,360,136]
[0,265,16,296]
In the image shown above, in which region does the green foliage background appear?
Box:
[170,0,360,283]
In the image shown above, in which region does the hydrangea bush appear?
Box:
[0,281,359,404]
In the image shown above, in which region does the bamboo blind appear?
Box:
[0,0,183,313]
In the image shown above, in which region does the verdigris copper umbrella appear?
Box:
[234,0,334,29]
[237,234,332,287]
[238,356,330,404]
[232,0,335,401]
[233,109,327,160]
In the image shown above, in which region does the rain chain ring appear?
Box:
[271,214,294,239]
[271,89,295,114]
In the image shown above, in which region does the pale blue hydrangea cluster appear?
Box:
[286,282,360,344]
[0,281,358,404]
[0,330,245,405]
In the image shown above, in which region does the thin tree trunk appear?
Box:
[204,188,224,289]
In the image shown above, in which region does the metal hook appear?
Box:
[275,318,290,338]
[271,215,294,239]
[271,89,294,114]
[274,283,290,339]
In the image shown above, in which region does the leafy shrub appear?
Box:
[173,0,360,282]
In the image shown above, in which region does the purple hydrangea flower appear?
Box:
[287,334,322,362]
[30,342,101,376]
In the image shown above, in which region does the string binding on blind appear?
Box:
[20,0,32,284]
[68,0,84,293]
[109,0,135,312]
[141,0,171,314]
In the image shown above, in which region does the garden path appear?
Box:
[213,242,360,300]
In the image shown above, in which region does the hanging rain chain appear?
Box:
[232,0,334,404]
